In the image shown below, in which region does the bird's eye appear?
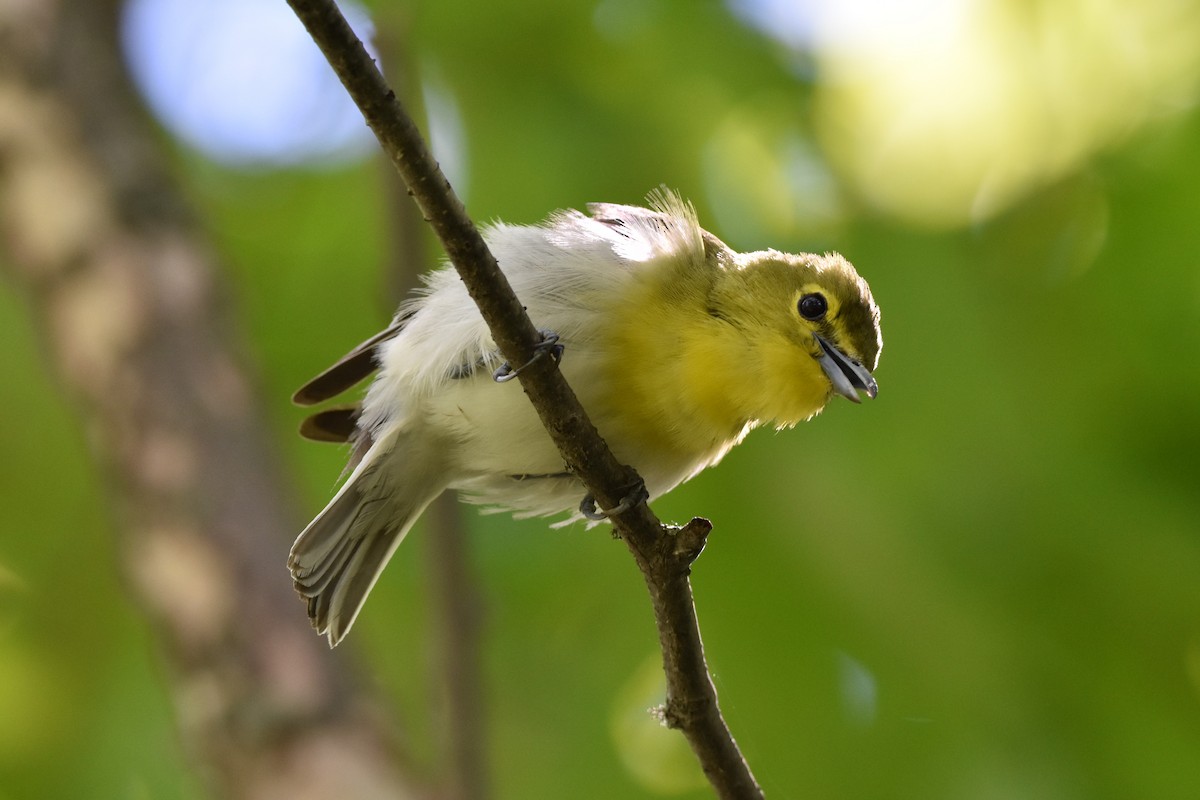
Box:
[798,293,828,321]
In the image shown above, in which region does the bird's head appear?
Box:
[712,249,882,424]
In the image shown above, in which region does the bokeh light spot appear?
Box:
[609,654,707,795]
[733,0,1200,228]
[120,0,377,167]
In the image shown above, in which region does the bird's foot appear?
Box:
[579,479,649,521]
[493,330,564,383]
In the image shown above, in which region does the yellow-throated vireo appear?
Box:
[290,190,882,645]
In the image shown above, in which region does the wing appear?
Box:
[588,203,676,234]
[586,188,729,264]
[299,404,362,443]
[291,311,414,406]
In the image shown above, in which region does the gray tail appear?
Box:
[288,431,442,646]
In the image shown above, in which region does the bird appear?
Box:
[289,190,882,646]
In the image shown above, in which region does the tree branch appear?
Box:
[285,2,764,796]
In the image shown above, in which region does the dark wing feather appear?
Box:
[292,313,412,406]
[299,405,362,443]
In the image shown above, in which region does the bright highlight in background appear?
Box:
[733,0,1200,229]
[120,0,377,167]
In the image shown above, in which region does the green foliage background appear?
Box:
[2,1,1199,798]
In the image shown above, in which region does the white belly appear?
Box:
[417,353,731,521]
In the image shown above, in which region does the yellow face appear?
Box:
[710,251,882,424]
[593,247,881,457]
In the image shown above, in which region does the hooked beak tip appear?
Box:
[814,333,877,404]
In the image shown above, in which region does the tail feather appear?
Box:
[292,490,362,580]
[297,526,361,599]
[322,523,403,642]
[289,428,443,646]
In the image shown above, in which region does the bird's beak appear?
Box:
[814,333,878,404]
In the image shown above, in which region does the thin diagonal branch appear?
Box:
[284,2,764,797]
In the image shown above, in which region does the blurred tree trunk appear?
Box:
[374,19,490,798]
[0,1,422,798]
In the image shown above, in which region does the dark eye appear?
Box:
[798,293,828,321]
